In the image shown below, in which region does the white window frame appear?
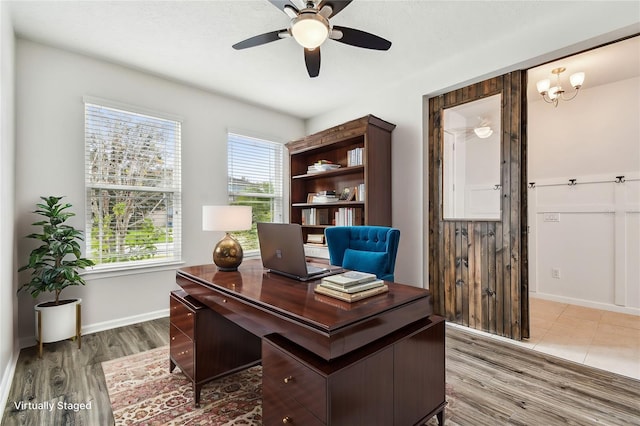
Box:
[227,132,284,254]
[83,96,182,271]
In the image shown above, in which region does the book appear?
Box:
[307,233,325,244]
[308,163,340,173]
[321,270,378,287]
[312,195,339,203]
[303,244,330,260]
[358,183,365,202]
[334,207,363,226]
[314,284,389,302]
[319,279,384,294]
[346,147,364,167]
[302,208,330,225]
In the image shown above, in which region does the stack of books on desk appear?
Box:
[314,271,387,302]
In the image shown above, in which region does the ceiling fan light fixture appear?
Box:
[232,1,392,77]
[474,126,493,139]
[291,13,329,49]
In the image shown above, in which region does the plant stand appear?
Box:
[35,300,82,358]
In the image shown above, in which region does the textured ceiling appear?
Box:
[7,0,640,119]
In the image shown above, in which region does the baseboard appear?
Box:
[81,308,170,335]
[530,292,640,316]
[0,347,19,419]
[19,308,170,349]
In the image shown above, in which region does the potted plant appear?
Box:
[18,196,94,353]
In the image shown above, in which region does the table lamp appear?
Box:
[202,205,252,271]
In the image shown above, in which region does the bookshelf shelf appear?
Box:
[292,165,365,180]
[286,115,395,245]
[292,201,365,208]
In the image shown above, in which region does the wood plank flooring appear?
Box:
[2,317,639,425]
[1,318,169,426]
[424,325,640,426]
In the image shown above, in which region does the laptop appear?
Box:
[257,222,343,281]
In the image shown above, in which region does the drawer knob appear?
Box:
[282,416,292,424]
[283,376,294,384]
[187,313,192,316]
[222,299,228,303]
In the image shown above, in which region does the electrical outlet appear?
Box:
[543,212,560,222]
[551,268,561,279]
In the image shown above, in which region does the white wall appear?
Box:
[6,0,639,375]
[306,3,640,288]
[528,77,640,314]
[14,39,305,344]
[529,78,639,179]
[0,0,16,415]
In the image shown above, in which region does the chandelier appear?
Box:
[536,67,585,107]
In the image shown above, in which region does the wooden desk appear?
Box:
[176,260,446,425]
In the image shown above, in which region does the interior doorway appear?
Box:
[525,36,639,378]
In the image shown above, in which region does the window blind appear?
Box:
[84,101,182,267]
[227,133,284,250]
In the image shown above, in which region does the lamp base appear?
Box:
[213,232,244,271]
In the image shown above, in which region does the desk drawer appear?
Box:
[263,381,325,426]
[170,324,194,380]
[263,339,326,423]
[170,294,195,339]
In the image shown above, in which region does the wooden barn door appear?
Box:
[428,71,529,339]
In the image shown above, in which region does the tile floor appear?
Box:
[451,297,640,380]
[527,297,640,380]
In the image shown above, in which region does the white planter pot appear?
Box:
[34,298,81,343]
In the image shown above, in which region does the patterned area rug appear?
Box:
[102,328,640,425]
[102,346,262,425]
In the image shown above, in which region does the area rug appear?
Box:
[102,346,262,425]
[103,328,640,425]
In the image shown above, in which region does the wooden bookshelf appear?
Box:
[286,115,395,244]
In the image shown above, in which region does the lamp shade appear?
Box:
[536,79,550,94]
[202,205,252,232]
[569,72,585,88]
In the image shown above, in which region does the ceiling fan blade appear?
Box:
[318,0,353,18]
[232,30,288,50]
[267,0,299,14]
[331,26,392,50]
[304,48,321,78]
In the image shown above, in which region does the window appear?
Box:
[84,97,181,268]
[227,133,284,251]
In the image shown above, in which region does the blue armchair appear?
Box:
[325,226,400,281]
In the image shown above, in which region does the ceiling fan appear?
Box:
[446,118,494,140]
[232,0,392,78]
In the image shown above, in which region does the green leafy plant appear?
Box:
[18,196,95,305]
